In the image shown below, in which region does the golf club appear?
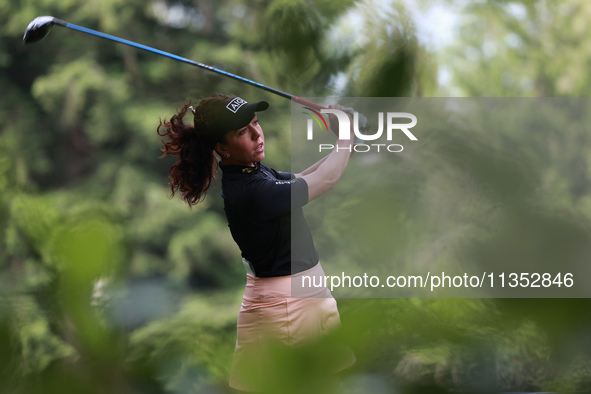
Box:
[23,16,325,110]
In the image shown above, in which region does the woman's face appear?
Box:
[217,116,265,167]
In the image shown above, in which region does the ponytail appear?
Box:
[157,102,217,207]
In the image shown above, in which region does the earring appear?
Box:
[224,154,229,158]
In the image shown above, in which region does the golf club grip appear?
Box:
[292,96,345,137]
[292,96,326,110]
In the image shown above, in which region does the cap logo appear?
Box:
[226,97,247,113]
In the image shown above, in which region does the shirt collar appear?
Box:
[220,161,261,174]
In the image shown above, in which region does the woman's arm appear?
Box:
[299,109,354,202]
[294,155,330,178]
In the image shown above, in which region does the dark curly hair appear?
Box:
[157,94,236,207]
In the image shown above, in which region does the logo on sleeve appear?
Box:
[226,97,248,113]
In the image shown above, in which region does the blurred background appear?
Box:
[1,0,591,392]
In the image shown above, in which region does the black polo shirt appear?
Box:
[220,162,319,277]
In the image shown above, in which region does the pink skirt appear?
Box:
[229,263,356,391]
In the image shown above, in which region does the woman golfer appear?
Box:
[158,94,356,391]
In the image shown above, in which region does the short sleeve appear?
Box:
[276,171,294,180]
[249,177,309,219]
[266,167,294,181]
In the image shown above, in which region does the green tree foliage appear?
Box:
[444,0,591,97]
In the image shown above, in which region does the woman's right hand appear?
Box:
[325,104,354,140]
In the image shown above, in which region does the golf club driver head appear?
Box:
[23,16,62,44]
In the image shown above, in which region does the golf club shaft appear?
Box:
[51,20,325,110]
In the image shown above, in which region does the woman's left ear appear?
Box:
[215,143,228,158]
